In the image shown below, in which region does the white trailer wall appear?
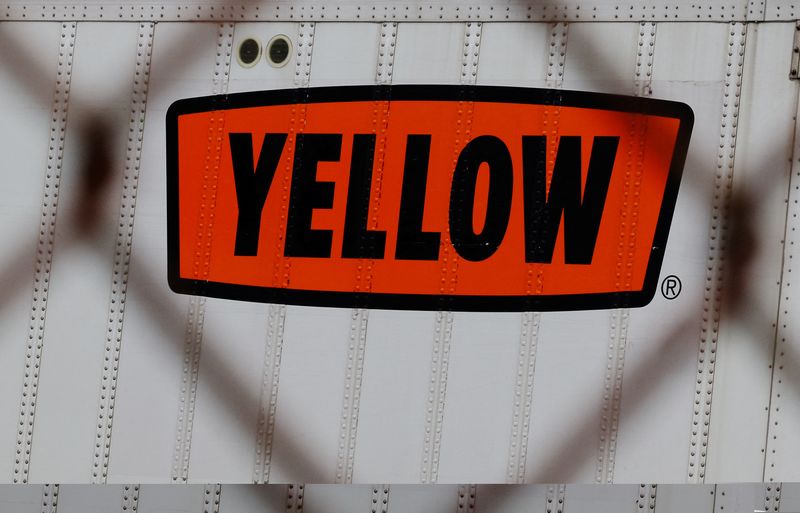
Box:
[0,2,798,485]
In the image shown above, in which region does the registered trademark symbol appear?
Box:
[661,275,682,300]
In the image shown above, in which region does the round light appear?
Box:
[237,37,261,68]
[266,35,292,68]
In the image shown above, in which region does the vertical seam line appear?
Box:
[171,21,234,483]
[14,20,76,484]
[688,21,747,483]
[93,20,154,484]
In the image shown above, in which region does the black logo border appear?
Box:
[166,85,693,312]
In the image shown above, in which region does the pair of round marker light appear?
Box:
[237,35,292,68]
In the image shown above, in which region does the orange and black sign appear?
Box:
[167,85,692,311]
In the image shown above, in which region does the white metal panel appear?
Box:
[563,484,640,513]
[613,22,732,484]
[654,485,716,513]
[56,484,125,513]
[779,483,800,511]
[475,23,550,87]
[0,21,62,483]
[386,485,459,513]
[268,307,351,482]
[217,484,287,513]
[561,22,640,94]
[28,21,141,483]
[713,484,768,513]
[354,310,439,482]
[0,485,48,513]
[107,22,221,483]
[310,23,380,85]
[437,312,521,482]
[303,484,375,513]
[705,22,797,483]
[135,484,205,513]
[474,485,549,513]
[526,311,614,483]
[392,22,463,84]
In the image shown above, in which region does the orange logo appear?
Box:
[167,86,692,311]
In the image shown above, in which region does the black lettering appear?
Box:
[342,134,387,259]
[449,135,513,262]
[285,133,342,258]
[522,135,619,264]
[395,135,441,260]
[230,132,287,256]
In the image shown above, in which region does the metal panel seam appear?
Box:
[371,485,390,513]
[171,21,234,484]
[121,484,140,512]
[764,69,800,483]
[545,484,566,513]
[41,483,58,513]
[688,21,747,484]
[507,21,567,485]
[13,20,76,485]
[636,483,657,512]
[204,484,222,513]
[0,2,768,22]
[457,484,477,513]
[92,20,155,484]
[334,21,397,485]
[597,21,656,485]
[764,482,782,511]
[253,21,315,484]
[420,20,481,485]
[336,307,369,483]
[285,484,304,513]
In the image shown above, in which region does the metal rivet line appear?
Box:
[14,20,76,485]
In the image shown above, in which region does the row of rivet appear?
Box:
[93,21,154,484]
[171,22,234,484]
[763,482,782,511]
[14,21,76,484]
[41,483,58,513]
[636,484,657,512]
[286,484,304,513]
[596,21,656,485]
[545,484,566,513]
[253,303,287,483]
[506,22,567,485]
[254,21,315,484]
[688,21,747,483]
[371,485,390,513]
[0,3,765,22]
[336,307,369,483]
[457,484,477,513]
[376,22,396,85]
[507,309,541,483]
[121,484,140,512]
[335,22,397,484]
[764,63,800,483]
[420,21,481,484]
[204,484,222,513]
